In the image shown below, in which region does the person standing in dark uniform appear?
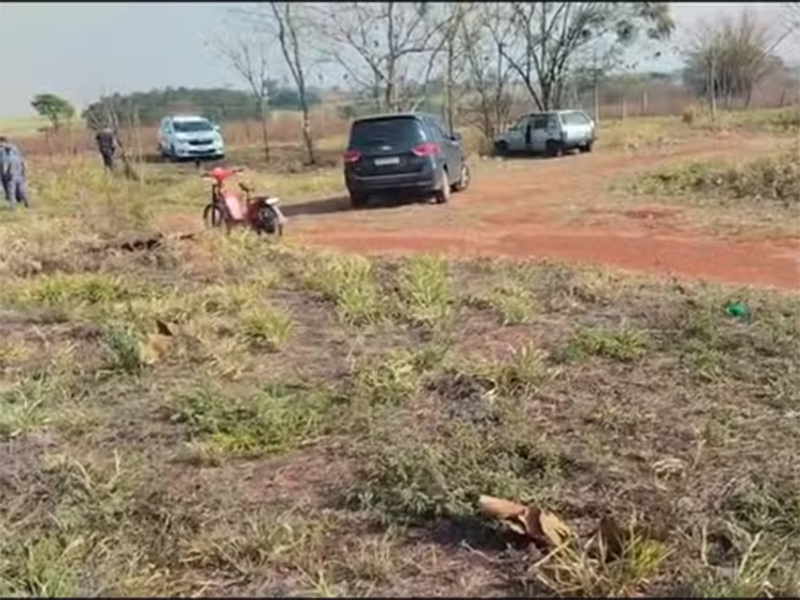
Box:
[0,137,30,208]
[95,127,116,172]
[524,119,532,153]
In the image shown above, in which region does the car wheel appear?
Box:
[435,168,451,204]
[169,144,178,162]
[452,163,471,192]
[350,193,369,209]
[579,142,593,153]
[495,141,509,156]
[545,140,564,158]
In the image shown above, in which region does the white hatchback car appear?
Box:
[158,115,225,161]
[493,109,595,157]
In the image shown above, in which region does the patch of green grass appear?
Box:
[330,533,396,588]
[491,286,537,325]
[465,275,539,326]
[626,150,800,207]
[348,394,565,525]
[395,255,453,327]
[239,307,294,351]
[0,451,150,597]
[43,451,139,531]
[477,342,552,396]
[0,273,139,310]
[172,384,334,457]
[348,348,441,408]
[566,325,650,362]
[0,374,69,438]
[304,254,386,327]
[102,325,144,375]
[0,533,85,597]
[183,509,333,579]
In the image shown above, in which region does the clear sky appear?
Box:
[0,2,793,119]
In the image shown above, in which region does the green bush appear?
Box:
[631,150,800,205]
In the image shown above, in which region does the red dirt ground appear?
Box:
[162,135,800,291]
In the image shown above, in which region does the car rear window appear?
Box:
[349,117,424,148]
[560,112,591,126]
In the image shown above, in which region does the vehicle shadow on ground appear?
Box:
[282,194,430,218]
[496,151,579,162]
[140,153,227,167]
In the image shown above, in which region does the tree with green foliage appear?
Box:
[498,2,675,111]
[30,93,75,131]
[81,86,322,130]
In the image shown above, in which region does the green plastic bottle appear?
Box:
[725,301,751,320]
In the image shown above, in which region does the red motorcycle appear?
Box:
[202,166,286,237]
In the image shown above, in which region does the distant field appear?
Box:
[0,115,52,136]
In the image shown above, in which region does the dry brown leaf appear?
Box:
[140,334,173,365]
[538,509,572,548]
[479,495,527,520]
[478,496,571,549]
[156,319,175,337]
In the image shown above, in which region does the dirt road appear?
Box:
[158,134,798,291]
[287,135,799,291]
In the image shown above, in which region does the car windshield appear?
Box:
[173,120,214,133]
[350,117,424,148]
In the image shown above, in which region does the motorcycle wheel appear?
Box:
[254,204,283,237]
[203,204,224,229]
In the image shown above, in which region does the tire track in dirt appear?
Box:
[294,135,800,291]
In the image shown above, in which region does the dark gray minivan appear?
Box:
[343,112,471,208]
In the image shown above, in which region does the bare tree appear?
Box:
[256,2,318,165]
[499,2,675,111]
[459,4,515,150]
[440,3,474,132]
[212,29,272,163]
[314,2,451,113]
[785,2,800,31]
[684,10,789,110]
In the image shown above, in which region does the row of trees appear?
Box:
[27,2,800,164]
[215,1,677,164]
[216,1,798,165]
[80,85,322,131]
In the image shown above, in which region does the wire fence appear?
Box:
[12,78,798,158]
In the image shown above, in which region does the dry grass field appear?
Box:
[1,107,798,597]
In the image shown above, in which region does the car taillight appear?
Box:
[343,150,362,164]
[411,142,440,157]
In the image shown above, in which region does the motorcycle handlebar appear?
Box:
[200,166,246,179]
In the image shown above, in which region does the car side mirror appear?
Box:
[213,124,221,132]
